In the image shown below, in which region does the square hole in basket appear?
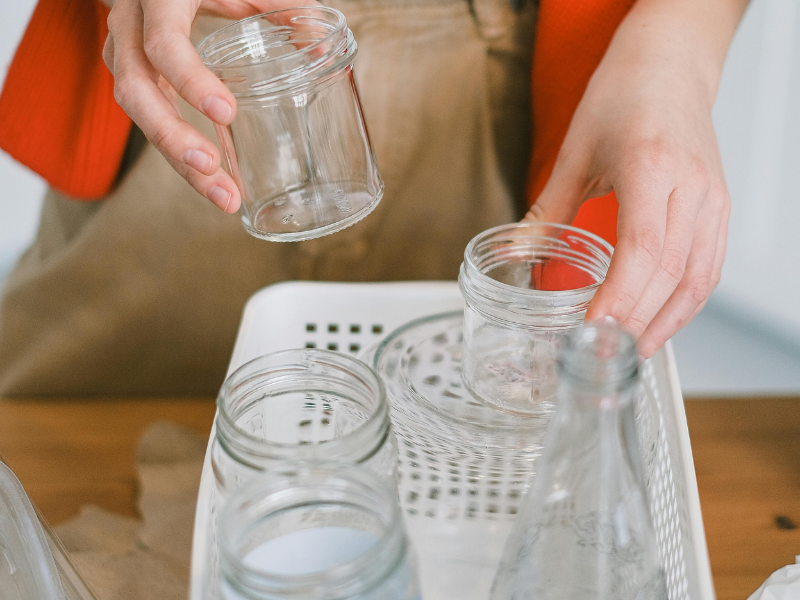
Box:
[327,343,338,351]
[349,343,360,353]
[372,324,383,335]
[328,324,339,333]
[350,324,361,334]
[305,342,316,349]
[306,323,316,332]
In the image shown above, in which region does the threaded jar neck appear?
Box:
[219,462,407,599]
[459,223,613,328]
[197,7,356,100]
[216,349,390,470]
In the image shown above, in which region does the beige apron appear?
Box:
[0,0,535,396]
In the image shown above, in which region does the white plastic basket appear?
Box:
[191,281,715,600]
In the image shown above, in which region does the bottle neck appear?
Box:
[545,374,646,494]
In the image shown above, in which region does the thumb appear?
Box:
[523,146,596,226]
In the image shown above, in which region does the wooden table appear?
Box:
[0,396,798,600]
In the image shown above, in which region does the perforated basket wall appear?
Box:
[190,282,714,600]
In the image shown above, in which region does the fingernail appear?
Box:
[208,185,231,210]
[183,149,212,173]
[201,95,232,123]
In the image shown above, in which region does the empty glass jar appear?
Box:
[213,349,396,495]
[200,349,397,600]
[459,222,613,415]
[218,462,420,600]
[371,312,547,600]
[197,7,383,241]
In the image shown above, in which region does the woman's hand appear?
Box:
[103,0,314,212]
[525,0,749,357]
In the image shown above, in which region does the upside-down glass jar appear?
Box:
[199,349,397,600]
[197,7,383,241]
[459,222,613,414]
[218,462,420,600]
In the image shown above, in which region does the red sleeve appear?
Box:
[527,0,637,246]
[0,0,132,200]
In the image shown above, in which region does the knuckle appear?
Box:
[658,248,686,283]
[624,312,648,338]
[690,156,710,187]
[174,70,207,103]
[143,25,176,62]
[688,275,713,304]
[102,38,113,71]
[149,121,180,152]
[112,76,132,108]
[610,286,638,316]
[629,138,674,174]
[629,226,663,266]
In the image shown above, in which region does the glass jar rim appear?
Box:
[216,349,390,465]
[463,222,614,296]
[196,7,354,98]
[219,461,406,596]
[460,222,614,326]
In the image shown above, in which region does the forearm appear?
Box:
[610,0,750,105]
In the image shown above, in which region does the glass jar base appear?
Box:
[242,182,383,242]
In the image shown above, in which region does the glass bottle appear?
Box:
[490,322,667,600]
[218,461,420,600]
[459,222,613,415]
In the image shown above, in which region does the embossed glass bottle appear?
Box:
[490,322,667,600]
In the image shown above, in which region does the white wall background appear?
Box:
[711,0,800,347]
[0,0,44,280]
[0,0,798,393]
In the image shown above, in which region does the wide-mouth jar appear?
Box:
[459,222,613,415]
[212,349,396,496]
[218,462,419,600]
[197,7,383,241]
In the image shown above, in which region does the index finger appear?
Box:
[140,0,236,126]
[586,167,673,326]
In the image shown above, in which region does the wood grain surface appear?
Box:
[0,396,798,600]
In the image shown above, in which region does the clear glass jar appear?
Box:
[213,349,396,495]
[371,313,547,600]
[202,349,397,600]
[197,7,383,241]
[459,222,613,415]
[218,462,420,600]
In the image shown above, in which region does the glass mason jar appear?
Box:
[218,462,420,600]
[212,349,396,495]
[200,350,397,600]
[459,222,613,415]
[197,7,383,241]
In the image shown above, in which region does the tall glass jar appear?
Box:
[459,222,613,415]
[201,349,397,600]
[218,462,419,600]
[197,8,383,241]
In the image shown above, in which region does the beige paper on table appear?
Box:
[54,422,205,600]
